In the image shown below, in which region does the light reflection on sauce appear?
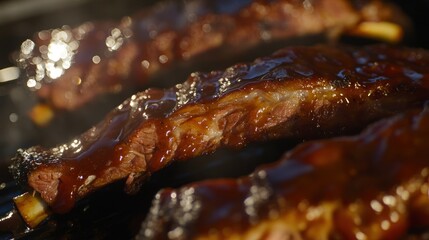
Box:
[8,113,18,123]
[15,0,376,110]
[11,44,429,213]
[138,108,429,239]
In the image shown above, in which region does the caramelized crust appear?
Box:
[137,106,429,240]
[16,0,406,110]
[10,44,429,213]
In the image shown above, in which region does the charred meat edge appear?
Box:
[10,44,429,213]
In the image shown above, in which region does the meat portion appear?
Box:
[16,0,407,110]
[9,44,429,213]
[137,106,429,240]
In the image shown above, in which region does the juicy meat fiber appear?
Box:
[16,0,406,110]
[137,106,429,240]
[9,44,429,213]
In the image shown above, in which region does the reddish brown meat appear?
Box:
[16,0,407,110]
[137,106,429,240]
[10,44,429,213]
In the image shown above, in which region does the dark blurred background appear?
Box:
[0,0,161,183]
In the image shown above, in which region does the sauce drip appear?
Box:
[10,44,429,213]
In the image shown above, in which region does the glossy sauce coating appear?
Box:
[10,44,429,213]
[138,107,429,240]
[16,0,395,110]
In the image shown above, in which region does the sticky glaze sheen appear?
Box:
[138,107,429,239]
[16,0,403,110]
[10,44,429,213]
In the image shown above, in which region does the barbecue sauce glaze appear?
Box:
[10,44,429,213]
[17,0,377,110]
[138,107,429,239]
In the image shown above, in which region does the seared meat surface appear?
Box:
[16,0,406,110]
[10,44,429,213]
[138,106,429,240]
